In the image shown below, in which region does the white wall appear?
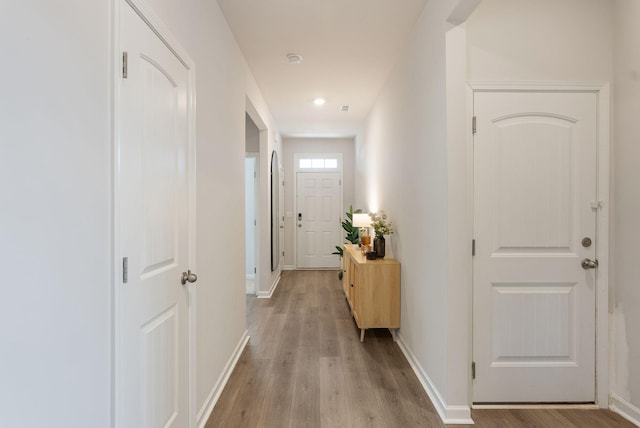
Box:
[612,0,640,416]
[0,2,111,426]
[467,0,613,81]
[245,113,260,152]
[144,0,279,421]
[282,137,355,268]
[356,0,465,420]
[257,128,283,296]
[0,1,279,426]
[358,0,615,422]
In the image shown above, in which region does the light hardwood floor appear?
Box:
[205,270,635,428]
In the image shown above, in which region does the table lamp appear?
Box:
[352,213,372,247]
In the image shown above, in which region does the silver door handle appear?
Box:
[581,258,598,270]
[181,270,198,285]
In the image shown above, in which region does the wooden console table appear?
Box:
[342,244,400,342]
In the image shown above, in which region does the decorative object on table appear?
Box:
[366,251,377,260]
[332,205,363,279]
[352,213,372,246]
[369,210,394,259]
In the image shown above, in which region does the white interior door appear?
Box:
[118,2,192,426]
[296,172,341,268]
[473,91,597,403]
[245,156,257,294]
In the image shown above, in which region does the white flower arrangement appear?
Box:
[369,210,394,238]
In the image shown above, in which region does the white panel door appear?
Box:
[296,172,341,268]
[118,2,191,427]
[473,91,597,403]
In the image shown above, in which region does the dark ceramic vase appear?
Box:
[374,236,386,259]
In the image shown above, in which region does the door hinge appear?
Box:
[254,267,256,274]
[122,257,129,283]
[339,179,342,186]
[472,361,476,380]
[282,251,284,256]
[472,239,476,256]
[122,52,128,79]
[472,116,477,135]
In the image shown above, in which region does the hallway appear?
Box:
[205,271,633,427]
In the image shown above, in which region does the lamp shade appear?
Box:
[352,213,371,228]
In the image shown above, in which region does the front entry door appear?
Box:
[473,91,597,403]
[296,172,341,268]
[118,2,193,426]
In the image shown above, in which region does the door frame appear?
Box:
[112,0,197,425]
[293,153,344,269]
[245,153,259,294]
[468,81,610,407]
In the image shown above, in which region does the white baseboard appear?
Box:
[396,334,474,425]
[283,265,295,271]
[196,331,250,428]
[257,273,281,299]
[610,393,640,426]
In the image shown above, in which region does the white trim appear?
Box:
[594,84,611,408]
[468,80,612,92]
[283,265,296,271]
[245,274,255,281]
[246,97,270,297]
[112,1,197,426]
[467,81,611,407]
[473,404,599,410]
[111,2,119,427]
[245,151,259,295]
[257,273,281,299]
[396,334,474,424]
[610,394,640,426]
[196,331,250,428]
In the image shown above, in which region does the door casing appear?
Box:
[467,82,610,407]
[245,153,259,294]
[112,0,197,425]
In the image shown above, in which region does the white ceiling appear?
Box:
[217,0,428,138]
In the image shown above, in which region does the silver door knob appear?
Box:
[181,270,198,285]
[581,258,599,270]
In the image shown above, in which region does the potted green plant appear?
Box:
[333,205,362,279]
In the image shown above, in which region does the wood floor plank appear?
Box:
[205,352,271,428]
[334,318,389,427]
[289,345,321,428]
[206,270,636,428]
[319,356,349,428]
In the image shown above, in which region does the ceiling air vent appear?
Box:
[340,105,350,112]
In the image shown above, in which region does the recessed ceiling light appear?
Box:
[286,53,302,64]
[313,98,326,106]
